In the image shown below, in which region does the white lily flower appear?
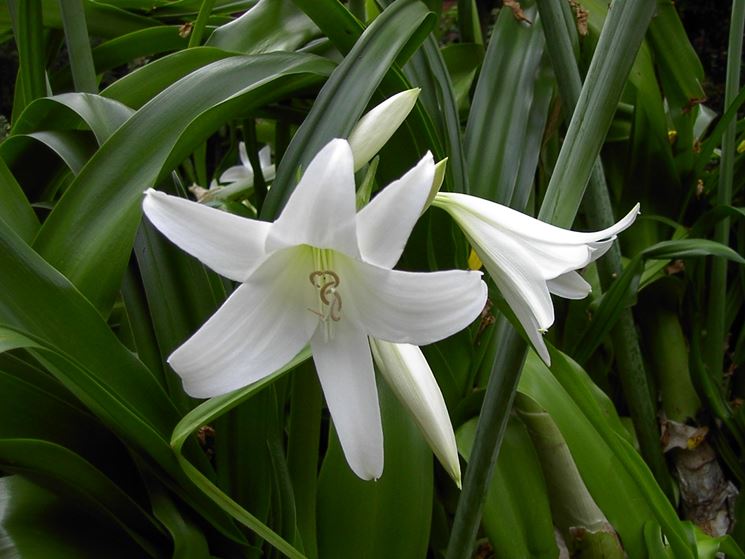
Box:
[370,339,461,487]
[432,192,639,364]
[143,139,487,480]
[348,88,420,171]
[219,142,276,185]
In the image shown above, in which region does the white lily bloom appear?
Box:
[348,88,420,171]
[370,339,461,487]
[219,142,276,185]
[143,139,487,480]
[432,192,639,364]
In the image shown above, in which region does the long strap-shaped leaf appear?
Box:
[262,0,434,218]
[171,349,312,559]
[31,52,332,313]
[447,1,658,557]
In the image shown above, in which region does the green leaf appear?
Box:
[457,416,558,558]
[263,0,436,218]
[0,155,39,243]
[170,348,311,559]
[464,0,546,204]
[0,476,146,558]
[32,52,333,313]
[518,350,697,558]
[0,439,167,557]
[538,0,658,227]
[206,0,319,54]
[317,380,433,559]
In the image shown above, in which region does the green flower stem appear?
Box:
[537,0,674,497]
[188,0,217,48]
[349,0,366,21]
[705,0,745,384]
[58,0,98,93]
[10,0,45,112]
[447,1,661,556]
[445,319,526,559]
[287,364,323,559]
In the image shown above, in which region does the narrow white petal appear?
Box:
[370,340,461,486]
[348,89,420,171]
[142,188,269,282]
[238,141,250,168]
[547,271,591,300]
[267,139,359,258]
[168,246,318,398]
[356,152,434,268]
[336,256,487,345]
[219,165,254,184]
[258,145,272,168]
[436,193,639,246]
[312,326,383,480]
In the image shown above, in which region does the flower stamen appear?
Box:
[308,270,343,322]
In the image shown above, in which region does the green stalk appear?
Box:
[446,1,660,556]
[445,319,526,559]
[12,0,46,111]
[287,365,322,559]
[537,0,674,497]
[705,0,745,384]
[456,0,482,44]
[188,0,217,48]
[538,0,658,228]
[58,0,97,93]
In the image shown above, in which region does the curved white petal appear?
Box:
[238,141,250,168]
[168,247,318,398]
[312,326,383,480]
[370,340,461,486]
[436,193,639,247]
[348,89,420,171]
[267,139,359,258]
[142,188,269,282]
[258,145,272,168]
[547,271,591,300]
[219,165,254,184]
[336,256,487,345]
[356,152,434,268]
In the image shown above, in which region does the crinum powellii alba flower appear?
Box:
[143,139,487,480]
[432,192,639,364]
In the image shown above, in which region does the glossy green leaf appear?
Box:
[457,416,558,558]
[0,476,146,558]
[464,0,545,204]
[518,350,697,558]
[0,155,39,243]
[317,380,433,559]
[33,52,333,313]
[263,0,435,218]
[0,439,167,557]
[206,0,319,54]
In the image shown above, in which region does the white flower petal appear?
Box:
[547,271,591,299]
[219,165,254,184]
[238,141,250,168]
[348,89,420,171]
[168,247,318,398]
[258,145,272,168]
[455,207,555,329]
[336,257,487,345]
[437,193,639,247]
[267,139,360,258]
[370,340,461,486]
[142,188,269,282]
[356,152,434,268]
[312,325,383,480]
